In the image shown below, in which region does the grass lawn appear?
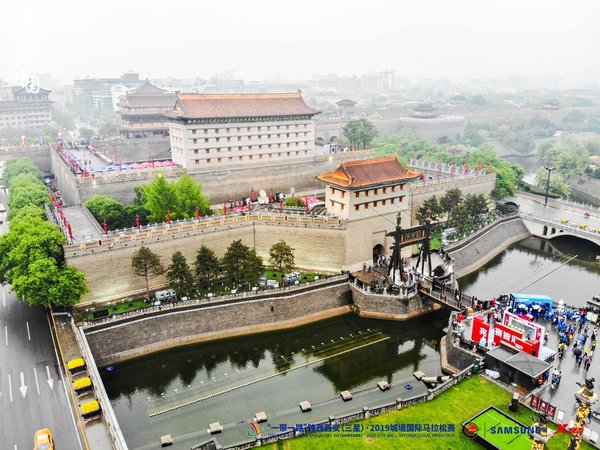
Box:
[264,376,593,450]
[84,299,152,321]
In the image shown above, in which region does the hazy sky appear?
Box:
[2,0,599,85]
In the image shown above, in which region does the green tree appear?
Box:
[194,245,221,290]
[463,194,490,227]
[10,204,46,222]
[173,174,211,218]
[449,203,471,236]
[2,157,40,185]
[283,196,306,207]
[269,240,295,273]
[85,195,129,229]
[166,251,194,298]
[6,173,49,219]
[142,174,176,223]
[440,188,463,226]
[416,196,442,224]
[78,127,95,140]
[343,119,377,149]
[221,240,264,289]
[131,246,165,300]
[535,168,571,198]
[0,217,87,307]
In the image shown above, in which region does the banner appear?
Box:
[471,316,490,346]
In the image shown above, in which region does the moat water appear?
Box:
[102,237,600,449]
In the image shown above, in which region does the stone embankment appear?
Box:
[445,214,531,278]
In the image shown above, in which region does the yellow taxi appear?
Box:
[579,223,588,229]
[34,428,54,450]
[560,218,568,224]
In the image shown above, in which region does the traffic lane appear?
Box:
[515,197,600,229]
[0,298,81,450]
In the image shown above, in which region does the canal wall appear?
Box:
[83,278,352,366]
[349,283,441,321]
[445,214,531,279]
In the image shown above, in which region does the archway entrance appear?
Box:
[373,244,385,264]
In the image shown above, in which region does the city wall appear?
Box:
[84,279,352,366]
[445,214,531,279]
[66,216,348,303]
[0,147,52,174]
[53,148,375,206]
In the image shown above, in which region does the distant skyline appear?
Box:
[2,0,599,87]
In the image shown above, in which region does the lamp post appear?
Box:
[543,166,555,207]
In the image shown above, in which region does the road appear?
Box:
[0,191,83,450]
[512,193,600,231]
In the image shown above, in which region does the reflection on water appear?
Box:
[103,310,450,449]
[459,236,600,305]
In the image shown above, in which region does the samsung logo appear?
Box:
[489,426,542,434]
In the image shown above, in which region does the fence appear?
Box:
[193,363,476,450]
[82,274,349,330]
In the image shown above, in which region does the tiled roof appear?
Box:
[120,94,177,109]
[130,80,167,94]
[317,157,421,188]
[166,92,319,119]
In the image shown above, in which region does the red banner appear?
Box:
[471,316,490,345]
[493,323,537,355]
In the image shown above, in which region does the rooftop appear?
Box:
[165,92,319,120]
[486,345,551,378]
[316,156,421,188]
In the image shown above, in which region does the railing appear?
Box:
[444,213,520,253]
[517,191,600,213]
[520,212,600,237]
[65,211,346,254]
[82,274,349,330]
[199,362,477,450]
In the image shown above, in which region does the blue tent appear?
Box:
[510,293,553,314]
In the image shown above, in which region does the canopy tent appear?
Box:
[510,293,553,315]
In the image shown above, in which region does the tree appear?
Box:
[221,240,264,289]
[283,196,306,207]
[78,127,95,140]
[99,121,119,137]
[142,174,176,223]
[6,173,49,219]
[535,168,570,198]
[2,158,40,185]
[0,217,87,307]
[416,196,441,224]
[194,245,221,290]
[166,251,194,298]
[10,204,46,222]
[173,174,211,218]
[343,119,377,149]
[131,246,165,300]
[449,204,471,236]
[440,188,463,226]
[269,240,295,272]
[463,194,490,227]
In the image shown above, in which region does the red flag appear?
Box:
[248,201,252,212]
[252,190,257,202]
[223,204,227,215]
[305,198,309,214]
[167,211,171,224]
[67,223,73,241]
[280,201,283,213]
[196,206,200,220]
[135,214,140,230]
[103,221,108,235]
[62,216,67,226]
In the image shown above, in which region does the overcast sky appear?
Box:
[2,0,599,86]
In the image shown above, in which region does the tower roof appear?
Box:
[130,79,166,94]
[317,157,421,188]
[166,92,320,120]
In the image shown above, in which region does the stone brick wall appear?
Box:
[446,215,530,278]
[67,220,348,302]
[84,281,352,366]
[349,284,439,321]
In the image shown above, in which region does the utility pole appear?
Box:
[543,166,555,207]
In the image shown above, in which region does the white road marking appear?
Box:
[8,373,12,402]
[46,365,54,389]
[26,322,30,341]
[33,367,40,395]
[2,291,5,307]
[4,325,7,346]
[19,372,27,398]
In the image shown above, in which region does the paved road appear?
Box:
[0,191,83,450]
[513,193,600,230]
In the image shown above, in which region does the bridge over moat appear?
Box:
[520,213,600,248]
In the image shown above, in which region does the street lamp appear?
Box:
[543,166,555,207]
